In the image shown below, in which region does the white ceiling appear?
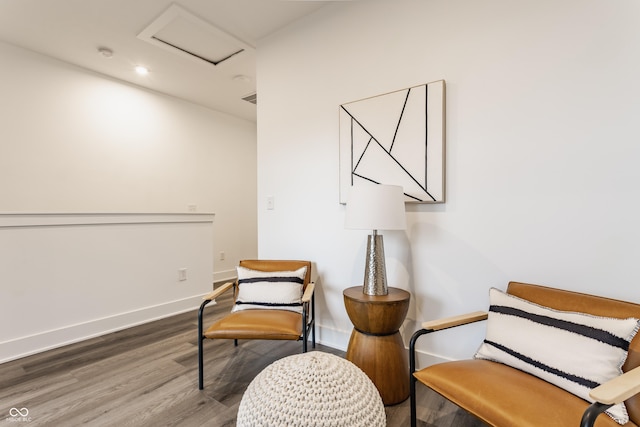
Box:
[0,0,332,122]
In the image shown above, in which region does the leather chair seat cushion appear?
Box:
[414,359,638,427]
[205,309,303,340]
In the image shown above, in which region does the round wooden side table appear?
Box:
[343,286,411,405]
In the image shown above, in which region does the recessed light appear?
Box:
[135,65,149,75]
[97,47,113,58]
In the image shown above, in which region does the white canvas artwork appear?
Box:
[339,80,446,203]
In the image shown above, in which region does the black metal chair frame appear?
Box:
[198,279,315,390]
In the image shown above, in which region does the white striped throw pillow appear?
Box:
[475,287,640,425]
[232,266,307,314]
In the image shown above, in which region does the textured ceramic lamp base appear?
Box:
[363,233,388,296]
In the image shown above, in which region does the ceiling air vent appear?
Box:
[137,4,254,67]
[242,92,257,105]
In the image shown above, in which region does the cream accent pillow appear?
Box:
[475,288,640,425]
[232,266,307,314]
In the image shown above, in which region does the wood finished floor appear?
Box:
[0,292,487,426]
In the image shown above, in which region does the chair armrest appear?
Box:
[302,282,315,303]
[421,311,488,331]
[410,310,488,427]
[580,368,640,427]
[589,366,640,405]
[202,281,234,302]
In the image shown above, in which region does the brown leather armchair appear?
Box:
[409,282,640,427]
[197,260,315,390]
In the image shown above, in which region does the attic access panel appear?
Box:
[137,4,254,66]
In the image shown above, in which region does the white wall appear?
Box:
[0,42,257,361]
[256,0,640,364]
[0,213,214,362]
[0,41,257,280]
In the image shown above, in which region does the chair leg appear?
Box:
[234,339,238,347]
[197,300,208,390]
[410,329,430,427]
[302,303,309,353]
[311,294,316,348]
[198,336,205,390]
[303,319,308,353]
[410,374,417,427]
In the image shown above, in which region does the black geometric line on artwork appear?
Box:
[352,173,380,186]
[350,117,354,185]
[342,105,432,201]
[389,89,411,153]
[392,88,433,199]
[352,172,422,202]
[353,136,373,172]
[425,84,429,190]
[340,93,436,202]
[351,89,420,203]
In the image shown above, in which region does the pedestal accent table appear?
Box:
[343,286,411,405]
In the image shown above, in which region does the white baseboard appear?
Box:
[2,306,451,367]
[0,294,211,364]
[413,349,453,368]
[213,269,236,284]
[315,323,350,352]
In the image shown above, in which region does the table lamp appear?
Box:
[345,184,407,296]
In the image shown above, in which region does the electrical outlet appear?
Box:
[178,268,187,281]
[266,196,275,210]
[219,251,225,261]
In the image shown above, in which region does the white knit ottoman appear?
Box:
[237,351,386,427]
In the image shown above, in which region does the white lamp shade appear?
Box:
[345,184,407,231]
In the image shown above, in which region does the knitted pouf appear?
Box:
[236,351,386,427]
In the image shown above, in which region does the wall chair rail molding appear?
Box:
[0,212,214,363]
[0,212,215,228]
[339,80,446,204]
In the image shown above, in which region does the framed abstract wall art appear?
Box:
[339,80,446,204]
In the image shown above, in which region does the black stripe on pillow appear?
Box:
[235,301,303,307]
[490,305,631,351]
[239,276,304,285]
[484,339,600,389]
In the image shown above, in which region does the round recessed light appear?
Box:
[135,65,149,75]
[97,47,113,58]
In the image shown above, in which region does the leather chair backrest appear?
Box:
[507,281,640,424]
[238,259,312,292]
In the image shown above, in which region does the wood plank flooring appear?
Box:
[0,292,487,426]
